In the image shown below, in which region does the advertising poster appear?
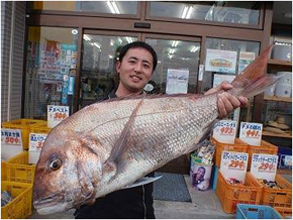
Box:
[205,49,237,74]
[238,51,255,73]
[166,69,189,94]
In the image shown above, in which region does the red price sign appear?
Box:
[54,112,67,120]
[5,136,20,144]
[245,129,260,138]
[228,160,245,169]
[220,127,234,135]
[258,162,274,171]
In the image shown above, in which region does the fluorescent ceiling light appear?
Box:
[112,1,120,14]
[83,34,91,41]
[93,43,101,49]
[169,49,175,54]
[109,55,113,59]
[126,37,133,43]
[181,6,188,19]
[181,5,193,19]
[106,1,120,14]
[172,40,179,47]
[190,46,199,53]
[186,6,193,19]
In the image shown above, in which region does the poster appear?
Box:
[238,51,255,73]
[166,69,189,94]
[205,49,237,74]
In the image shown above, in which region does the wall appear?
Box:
[1,1,26,121]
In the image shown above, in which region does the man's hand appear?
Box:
[205,81,248,119]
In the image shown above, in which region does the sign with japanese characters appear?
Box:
[220,151,248,183]
[47,105,69,128]
[213,120,237,144]
[239,122,263,146]
[1,129,22,146]
[166,69,189,94]
[250,154,278,181]
[29,133,48,152]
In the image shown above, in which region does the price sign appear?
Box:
[29,133,47,151]
[239,122,262,146]
[47,105,69,128]
[213,120,237,144]
[220,151,248,183]
[1,129,22,146]
[251,154,278,181]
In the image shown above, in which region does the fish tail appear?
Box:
[230,44,280,98]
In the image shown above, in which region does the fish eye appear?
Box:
[49,158,62,171]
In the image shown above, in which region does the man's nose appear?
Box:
[134,63,142,73]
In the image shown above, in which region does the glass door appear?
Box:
[79,32,139,108]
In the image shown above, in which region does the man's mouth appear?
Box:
[130,75,142,82]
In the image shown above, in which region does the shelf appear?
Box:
[264,95,292,102]
[268,59,292,71]
[262,130,292,138]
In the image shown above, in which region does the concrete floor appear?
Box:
[28,175,235,219]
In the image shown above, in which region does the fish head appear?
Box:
[33,130,103,215]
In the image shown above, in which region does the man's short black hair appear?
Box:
[118,41,158,71]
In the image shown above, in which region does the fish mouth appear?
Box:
[34,194,68,215]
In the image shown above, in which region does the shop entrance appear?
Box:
[79,30,201,110]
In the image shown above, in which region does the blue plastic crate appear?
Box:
[236,204,282,219]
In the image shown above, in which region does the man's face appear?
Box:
[116,47,154,93]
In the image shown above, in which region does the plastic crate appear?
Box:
[274,207,292,218]
[261,174,292,208]
[1,162,7,181]
[29,121,51,134]
[236,204,282,219]
[247,140,278,170]
[1,119,46,150]
[216,171,263,214]
[212,137,249,167]
[1,181,33,219]
[4,151,36,184]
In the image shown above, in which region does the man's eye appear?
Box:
[144,65,150,69]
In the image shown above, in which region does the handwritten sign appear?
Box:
[250,154,278,181]
[220,151,248,183]
[1,129,22,146]
[47,105,69,128]
[213,120,237,144]
[29,133,47,151]
[239,122,262,146]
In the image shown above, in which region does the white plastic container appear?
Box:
[272,44,292,61]
[275,84,292,97]
[264,84,276,96]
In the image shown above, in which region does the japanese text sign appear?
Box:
[1,129,22,147]
[220,151,248,183]
[239,122,262,146]
[213,120,237,144]
[29,133,48,152]
[47,105,69,128]
[250,154,278,181]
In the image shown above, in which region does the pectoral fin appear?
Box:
[103,99,144,175]
[124,176,163,189]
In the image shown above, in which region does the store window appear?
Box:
[24,27,78,119]
[146,38,200,94]
[79,34,138,108]
[148,1,261,26]
[32,1,138,15]
[203,38,260,92]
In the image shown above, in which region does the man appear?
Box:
[75,41,248,219]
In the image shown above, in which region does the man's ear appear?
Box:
[116,61,121,74]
